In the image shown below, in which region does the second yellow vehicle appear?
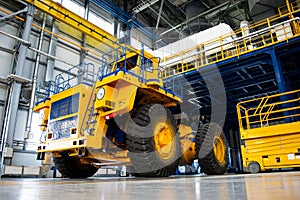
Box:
[237,89,300,173]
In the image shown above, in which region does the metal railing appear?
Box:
[237,89,300,130]
[35,62,96,104]
[54,62,96,93]
[98,45,162,84]
[161,1,300,79]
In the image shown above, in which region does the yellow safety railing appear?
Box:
[278,0,300,17]
[161,1,300,79]
[236,89,300,130]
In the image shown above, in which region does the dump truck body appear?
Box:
[34,46,228,178]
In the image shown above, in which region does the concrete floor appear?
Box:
[1,172,300,200]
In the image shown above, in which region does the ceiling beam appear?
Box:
[155,0,164,29]
[146,4,184,36]
[132,0,159,14]
[230,0,246,21]
[160,1,233,36]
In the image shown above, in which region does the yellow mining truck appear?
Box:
[237,89,300,173]
[34,46,228,178]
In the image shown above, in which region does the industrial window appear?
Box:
[53,0,85,17]
[88,11,114,35]
[50,93,80,120]
[53,0,114,34]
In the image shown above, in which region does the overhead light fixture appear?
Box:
[154,38,162,43]
[132,0,159,14]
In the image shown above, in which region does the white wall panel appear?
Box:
[0,51,13,77]
[12,152,42,166]
[0,86,7,101]
[23,59,34,80]
[14,110,28,141]
[0,106,4,134]
[0,23,18,49]
[37,65,47,83]
[40,38,50,63]
[55,43,80,69]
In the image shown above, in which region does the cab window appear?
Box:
[143,58,153,72]
[116,55,138,70]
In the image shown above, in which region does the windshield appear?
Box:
[116,55,138,70]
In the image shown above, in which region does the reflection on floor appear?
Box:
[1,171,300,200]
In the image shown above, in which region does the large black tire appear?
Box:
[53,152,98,178]
[195,122,228,175]
[126,104,181,177]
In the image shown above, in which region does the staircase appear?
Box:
[84,100,99,136]
[79,83,99,136]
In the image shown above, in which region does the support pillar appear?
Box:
[269,48,292,122]
[24,14,47,147]
[270,48,287,93]
[45,17,58,82]
[0,5,35,172]
[78,0,90,84]
[80,0,90,63]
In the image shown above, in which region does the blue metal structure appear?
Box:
[163,21,300,173]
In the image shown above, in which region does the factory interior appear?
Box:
[1,0,300,199]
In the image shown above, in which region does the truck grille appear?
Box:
[48,116,78,140]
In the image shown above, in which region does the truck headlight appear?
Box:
[97,87,105,100]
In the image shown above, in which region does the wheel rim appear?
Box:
[248,162,260,173]
[213,135,226,163]
[153,122,175,160]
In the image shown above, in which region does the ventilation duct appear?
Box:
[248,0,258,12]
[184,0,209,34]
[248,0,286,21]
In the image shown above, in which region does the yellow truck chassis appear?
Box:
[34,46,228,178]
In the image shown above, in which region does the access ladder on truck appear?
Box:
[237,89,300,173]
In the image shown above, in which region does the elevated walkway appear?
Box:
[161,2,300,119]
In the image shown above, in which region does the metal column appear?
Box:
[0,4,34,171]
[269,48,292,122]
[78,0,90,84]
[24,14,47,146]
[80,0,90,63]
[45,18,59,82]
[270,48,287,93]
